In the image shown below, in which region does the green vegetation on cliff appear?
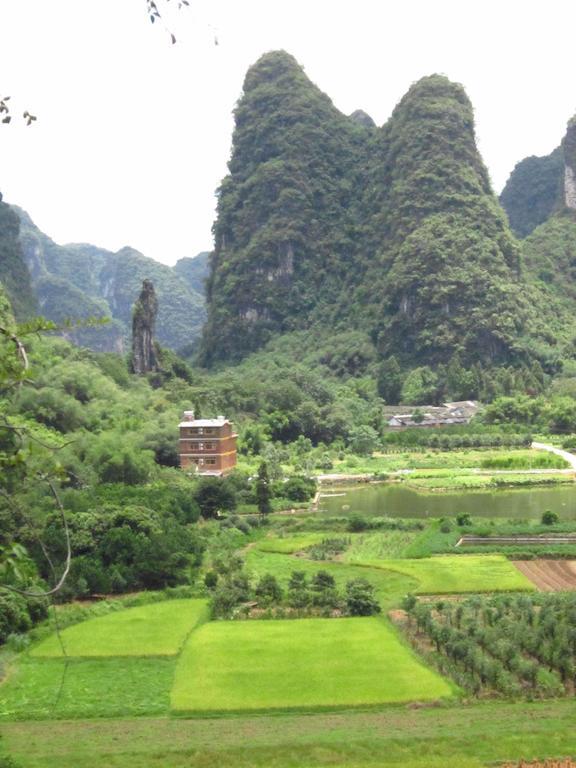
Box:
[15,208,206,352]
[199,51,370,364]
[200,53,567,378]
[499,148,564,238]
[0,194,36,320]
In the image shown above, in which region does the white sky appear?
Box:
[0,0,575,266]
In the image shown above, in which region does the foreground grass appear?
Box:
[4,699,576,767]
[350,555,535,594]
[0,657,175,720]
[171,616,455,713]
[31,599,208,658]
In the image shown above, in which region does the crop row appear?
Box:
[400,593,576,698]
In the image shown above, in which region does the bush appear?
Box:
[542,510,560,525]
[204,571,218,589]
[282,475,316,502]
[345,579,381,616]
[0,593,33,644]
[347,515,370,532]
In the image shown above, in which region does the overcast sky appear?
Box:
[0,0,575,266]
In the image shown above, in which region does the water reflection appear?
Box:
[318,483,576,520]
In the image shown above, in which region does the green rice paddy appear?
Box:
[171,616,455,713]
[349,554,535,594]
[31,599,209,658]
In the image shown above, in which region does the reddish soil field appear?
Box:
[512,560,576,591]
[501,761,576,767]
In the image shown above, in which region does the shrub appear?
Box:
[204,571,218,589]
[283,475,316,502]
[347,515,370,532]
[345,579,381,616]
[542,510,560,525]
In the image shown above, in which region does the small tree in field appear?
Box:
[541,509,559,526]
[256,461,272,516]
[346,579,381,616]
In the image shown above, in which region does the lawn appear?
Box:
[30,599,209,658]
[354,554,535,594]
[171,616,455,713]
[0,657,175,720]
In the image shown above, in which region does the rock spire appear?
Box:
[131,279,159,374]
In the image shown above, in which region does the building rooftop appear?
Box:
[178,418,231,428]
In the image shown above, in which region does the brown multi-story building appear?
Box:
[178,411,237,475]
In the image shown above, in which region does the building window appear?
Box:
[204,458,216,465]
[205,443,215,449]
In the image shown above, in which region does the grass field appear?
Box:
[245,547,418,609]
[0,657,175,719]
[4,699,576,767]
[31,599,209,658]
[328,448,568,475]
[351,554,535,594]
[254,533,328,553]
[171,616,455,713]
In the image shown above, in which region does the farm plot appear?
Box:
[171,616,456,714]
[353,555,535,594]
[513,560,576,591]
[31,599,209,658]
[0,657,175,720]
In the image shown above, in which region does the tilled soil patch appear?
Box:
[512,560,576,591]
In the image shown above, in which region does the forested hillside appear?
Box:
[199,51,573,382]
[500,113,576,238]
[13,208,207,352]
[0,193,36,320]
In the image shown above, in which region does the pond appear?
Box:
[318,482,576,521]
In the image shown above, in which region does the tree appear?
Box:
[283,475,316,502]
[377,355,404,404]
[311,570,339,608]
[194,478,237,519]
[255,573,283,606]
[541,510,559,526]
[256,461,272,516]
[401,367,439,405]
[345,579,381,616]
[348,424,378,456]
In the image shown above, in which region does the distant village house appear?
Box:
[179,411,238,475]
[385,401,479,429]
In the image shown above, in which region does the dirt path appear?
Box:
[512,560,576,591]
[532,441,576,470]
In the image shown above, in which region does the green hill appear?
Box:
[15,208,206,352]
[0,193,37,320]
[199,52,565,374]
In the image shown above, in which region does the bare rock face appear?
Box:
[131,279,159,374]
